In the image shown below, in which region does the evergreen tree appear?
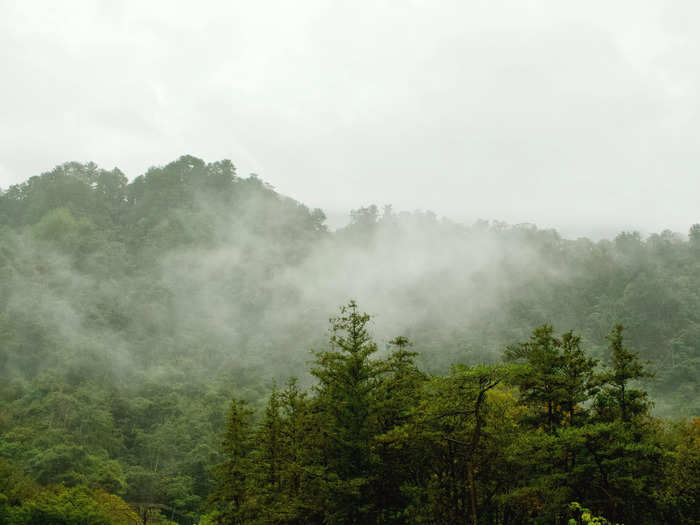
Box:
[310,301,382,524]
[372,336,424,523]
[505,326,596,433]
[582,325,661,523]
[209,398,254,524]
[594,324,652,423]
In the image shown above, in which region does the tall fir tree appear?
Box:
[310,301,383,524]
[209,398,254,525]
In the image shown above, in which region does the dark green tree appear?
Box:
[594,324,652,423]
[209,398,254,524]
[505,326,596,433]
[310,301,382,524]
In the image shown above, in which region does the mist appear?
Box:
[2,2,699,521]
[1,156,695,410]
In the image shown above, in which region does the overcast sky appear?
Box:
[1,0,698,237]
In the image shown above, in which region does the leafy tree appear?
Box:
[656,419,700,524]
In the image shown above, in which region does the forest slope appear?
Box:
[0,156,698,522]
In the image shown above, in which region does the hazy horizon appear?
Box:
[2,0,699,237]
[0,154,687,241]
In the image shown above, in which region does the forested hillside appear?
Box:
[204,303,697,525]
[0,156,698,523]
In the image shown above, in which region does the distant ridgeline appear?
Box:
[0,156,698,524]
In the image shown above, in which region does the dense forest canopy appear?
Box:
[0,156,698,524]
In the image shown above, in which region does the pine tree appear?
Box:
[504,326,599,520]
[310,301,382,524]
[582,325,661,523]
[372,336,424,522]
[594,324,653,423]
[505,325,596,433]
[209,397,254,524]
[251,386,284,522]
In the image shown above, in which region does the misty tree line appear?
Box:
[0,156,698,523]
[203,302,697,525]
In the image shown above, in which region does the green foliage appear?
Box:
[1,156,698,522]
[505,326,598,432]
[6,486,138,525]
[310,301,381,522]
[206,306,694,524]
[594,325,652,422]
[208,398,254,524]
[654,419,700,524]
[0,460,138,525]
[567,502,614,525]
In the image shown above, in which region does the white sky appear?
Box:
[1,0,699,237]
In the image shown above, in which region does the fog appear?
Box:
[2,0,700,238]
[160,200,560,375]
[1,4,699,519]
[0,157,625,389]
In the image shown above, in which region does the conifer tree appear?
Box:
[209,398,254,524]
[505,325,596,433]
[594,324,652,422]
[310,301,382,524]
[582,325,661,523]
